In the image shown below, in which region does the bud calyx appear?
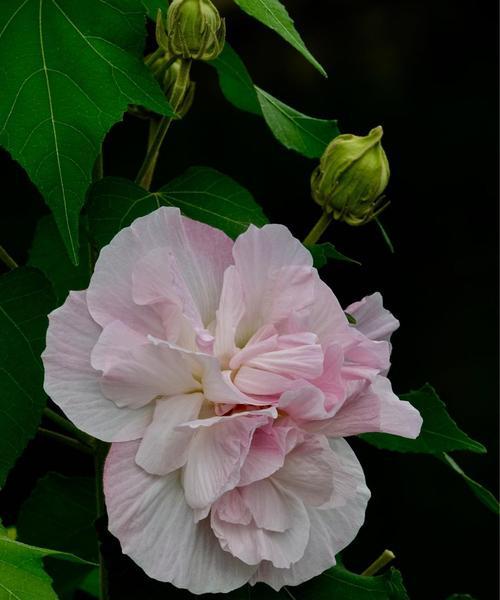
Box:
[166,0,226,61]
[311,126,390,226]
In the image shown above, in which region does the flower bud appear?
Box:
[166,0,226,61]
[311,126,390,226]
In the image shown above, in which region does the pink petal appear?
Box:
[346,292,399,342]
[279,384,329,423]
[90,320,145,372]
[135,393,204,475]
[307,278,353,349]
[87,207,233,337]
[229,329,279,371]
[213,488,252,525]
[238,425,296,487]
[98,339,201,409]
[232,224,315,343]
[272,434,335,507]
[182,409,276,509]
[240,479,292,532]
[342,334,391,382]
[147,337,270,407]
[243,339,323,381]
[310,343,346,413]
[104,441,256,593]
[42,292,152,442]
[250,439,370,589]
[214,266,245,367]
[321,376,423,438]
[233,366,293,396]
[130,247,199,346]
[212,481,310,568]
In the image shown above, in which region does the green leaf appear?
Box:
[0,527,93,600]
[307,242,361,268]
[361,384,487,454]
[142,0,169,20]
[255,87,338,159]
[17,473,98,599]
[0,0,173,265]
[211,43,261,115]
[79,567,100,598]
[228,566,408,599]
[28,215,92,304]
[17,473,98,561]
[0,267,55,488]
[441,454,499,515]
[446,595,476,600]
[232,0,326,77]
[211,44,338,158]
[88,167,269,248]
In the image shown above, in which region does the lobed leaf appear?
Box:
[28,215,92,304]
[361,384,487,454]
[17,473,98,561]
[0,0,173,264]
[87,167,269,248]
[231,0,326,76]
[0,267,55,488]
[441,454,499,515]
[307,242,361,268]
[0,525,94,600]
[142,0,169,20]
[226,566,409,599]
[211,44,338,158]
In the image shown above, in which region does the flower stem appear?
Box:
[0,245,18,270]
[303,211,332,246]
[94,441,110,600]
[38,428,93,455]
[361,549,395,576]
[135,59,192,190]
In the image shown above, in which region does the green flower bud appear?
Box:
[167,0,226,61]
[311,126,390,226]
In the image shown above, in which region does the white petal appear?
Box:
[321,376,422,438]
[182,410,276,509]
[346,292,399,342]
[42,292,152,442]
[104,441,256,593]
[232,224,315,342]
[135,393,204,475]
[212,482,310,568]
[251,439,370,589]
[87,207,233,335]
[214,265,245,367]
[98,339,201,409]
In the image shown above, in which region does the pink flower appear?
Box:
[42,208,422,594]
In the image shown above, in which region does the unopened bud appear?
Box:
[311,126,390,226]
[166,0,225,61]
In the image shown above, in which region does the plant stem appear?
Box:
[144,46,164,68]
[303,211,332,246]
[38,428,93,455]
[361,549,395,576]
[43,407,94,447]
[95,442,110,600]
[0,245,18,270]
[135,59,191,190]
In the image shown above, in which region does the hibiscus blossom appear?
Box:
[42,208,422,594]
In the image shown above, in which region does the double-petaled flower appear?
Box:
[42,208,421,594]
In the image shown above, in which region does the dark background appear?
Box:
[0,0,498,598]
